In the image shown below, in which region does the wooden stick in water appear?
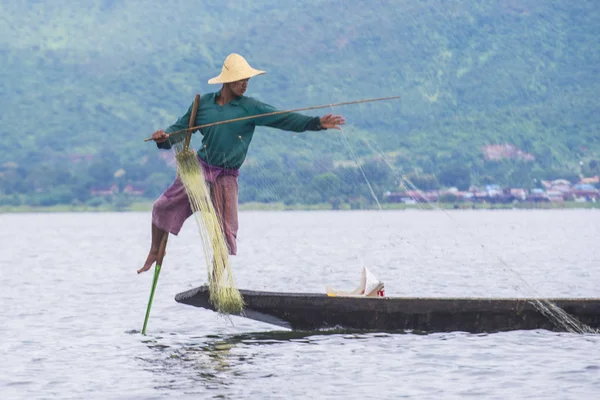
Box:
[144,95,400,142]
[141,233,169,335]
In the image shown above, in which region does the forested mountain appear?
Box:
[1,0,599,207]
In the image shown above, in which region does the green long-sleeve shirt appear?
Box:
[157,92,324,169]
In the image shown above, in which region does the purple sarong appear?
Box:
[152,156,240,255]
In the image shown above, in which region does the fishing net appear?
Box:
[173,142,244,315]
[241,105,598,334]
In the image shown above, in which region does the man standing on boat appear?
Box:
[138,53,346,274]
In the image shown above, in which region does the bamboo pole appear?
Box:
[141,232,169,335]
[144,95,400,142]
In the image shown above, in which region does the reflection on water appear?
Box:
[140,330,397,394]
[141,331,318,390]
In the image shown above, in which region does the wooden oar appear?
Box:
[143,96,400,142]
[141,233,169,335]
[183,94,200,152]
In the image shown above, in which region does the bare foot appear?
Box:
[137,250,158,274]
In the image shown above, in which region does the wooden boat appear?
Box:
[175,286,600,333]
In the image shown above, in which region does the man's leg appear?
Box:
[210,174,239,255]
[137,223,168,274]
[138,176,193,274]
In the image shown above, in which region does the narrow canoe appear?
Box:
[175,286,600,333]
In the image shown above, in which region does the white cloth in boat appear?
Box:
[326,267,384,297]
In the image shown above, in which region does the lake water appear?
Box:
[1,210,599,399]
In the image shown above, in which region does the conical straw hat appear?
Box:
[208,53,266,84]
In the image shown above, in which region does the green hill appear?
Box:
[1,0,599,207]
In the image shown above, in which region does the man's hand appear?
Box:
[320,114,346,130]
[152,129,170,143]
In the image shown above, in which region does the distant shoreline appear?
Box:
[1,201,599,213]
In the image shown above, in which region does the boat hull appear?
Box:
[175,286,600,333]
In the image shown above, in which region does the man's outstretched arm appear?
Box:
[253,100,345,132]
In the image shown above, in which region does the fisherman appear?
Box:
[138,53,346,274]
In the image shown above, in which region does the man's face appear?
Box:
[229,78,249,96]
